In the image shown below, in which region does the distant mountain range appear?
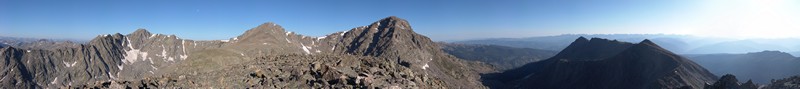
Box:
[440,43,556,70]
[454,34,800,55]
[0,16,492,88]
[686,51,800,84]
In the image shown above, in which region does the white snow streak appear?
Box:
[181,40,188,60]
[285,38,292,43]
[286,32,293,36]
[51,77,58,84]
[26,50,30,53]
[150,65,158,70]
[161,46,167,59]
[220,40,229,42]
[117,64,124,70]
[316,36,327,40]
[301,43,311,54]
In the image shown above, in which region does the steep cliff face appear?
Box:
[0,16,490,88]
[0,34,128,88]
[483,37,717,89]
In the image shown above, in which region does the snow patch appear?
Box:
[316,36,327,40]
[180,55,188,60]
[220,40,229,42]
[331,45,336,51]
[117,64,123,70]
[150,34,156,38]
[285,38,292,43]
[339,31,348,36]
[150,65,158,70]
[51,77,58,84]
[26,50,30,53]
[108,72,116,79]
[123,38,149,64]
[63,61,77,67]
[240,53,244,56]
[286,31,293,36]
[262,43,268,45]
[315,50,321,53]
[161,46,167,59]
[301,43,311,54]
[233,37,238,40]
[422,63,429,70]
[167,57,174,61]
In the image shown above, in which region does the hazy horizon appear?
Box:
[2,0,799,41]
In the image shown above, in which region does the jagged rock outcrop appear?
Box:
[482,37,717,89]
[1,16,490,88]
[764,75,800,89]
[705,74,758,89]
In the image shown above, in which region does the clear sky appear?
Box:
[2,0,799,41]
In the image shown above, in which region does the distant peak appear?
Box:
[258,22,280,27]
[576,36,589,43]
[639,39,656,45]
[373,16,410,29]
[133,28,150,34]
[629,39,669,53]
[131,28,152,36]
[383,16,402,21]
[128,28,152,38]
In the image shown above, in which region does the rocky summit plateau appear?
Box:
[0,16,492,88]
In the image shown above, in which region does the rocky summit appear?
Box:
[482,37,718,89]
[0,16,492,88]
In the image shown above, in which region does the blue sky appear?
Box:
[2,0,799,41]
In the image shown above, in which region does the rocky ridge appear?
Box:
[0,16,491,88]
[482,37,717,89]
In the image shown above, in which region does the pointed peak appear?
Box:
[382,16,403,20]
[576,36,589,42]
[257,22,281,27]
[639,39,656,45]
[132,28,151,35]
[373,16,410,28]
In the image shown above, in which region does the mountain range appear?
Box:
[0,16,492,88]
[686,51,800,84]
[440,43,556,70]
[454,34,800,55]
[4,16,800,89]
